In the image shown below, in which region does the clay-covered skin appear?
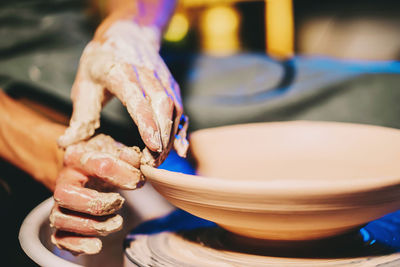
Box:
[50,205,123,236]
[57,19,189,164]
[51,134,145,254]
[54,3,190,254]
[54,183,125,216]
[51,231,102,255]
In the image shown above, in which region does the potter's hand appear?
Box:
[58,20,188,166]
[50,134,143,255]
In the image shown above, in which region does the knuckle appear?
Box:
[95,158,113,176]
[53,187,62,203]
[63,151,74,166]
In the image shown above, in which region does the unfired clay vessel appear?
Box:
[141,121,400,241]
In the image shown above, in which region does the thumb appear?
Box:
[58,77,105,147]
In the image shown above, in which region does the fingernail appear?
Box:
[150,130,162,152]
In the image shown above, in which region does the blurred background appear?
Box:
[162,0,400,60]
[1,0,400,265]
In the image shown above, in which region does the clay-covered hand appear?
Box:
[57,20,188,165]
[50,134,143,255]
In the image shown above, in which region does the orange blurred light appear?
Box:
[164,13,190,42]
[200,5,240,56]
[266,0,294,59]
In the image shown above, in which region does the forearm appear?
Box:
[0,91,65,190]
[94,0,177,43]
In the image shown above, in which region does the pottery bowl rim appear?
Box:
[142,121,400,198]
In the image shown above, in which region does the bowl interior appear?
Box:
[190,121,400,183]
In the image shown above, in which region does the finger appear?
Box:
[118,145,142,168]
[138,67,174,149]
[154,63,184,146]
[154,59,183,110]
[85,134,141,168]
[130,32,176,132]
[137,43,183,110]
[56,167,88,187]
[50,205,123,236]
[64,147,144,190]
[51,230,102,255]
[105,63,162,152]
[55,168,123,216]
[154,72,188,155]
[141,147,157,167]
[140,88,188,166]
[54,183,124,216]
[169,80,185,134]
[58,76,105,148]
[174,115,189,157]
[168,80,189,157]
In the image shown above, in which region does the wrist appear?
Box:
[93,0,178,50]
[94,19,161,51]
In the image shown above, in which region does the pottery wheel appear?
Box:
[124,210,400,267]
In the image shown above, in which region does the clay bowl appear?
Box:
[141,121,400,241]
